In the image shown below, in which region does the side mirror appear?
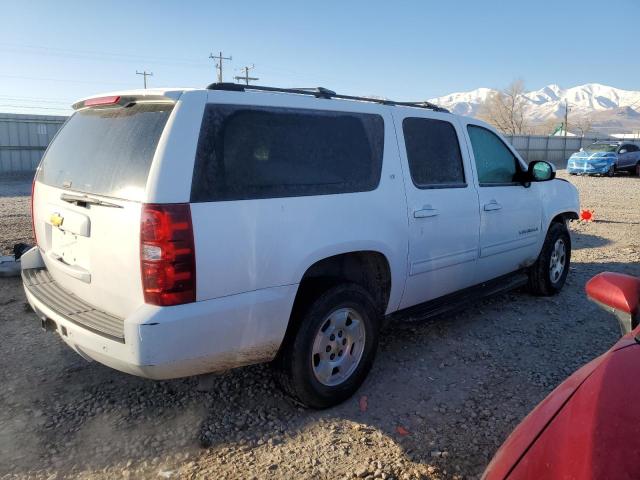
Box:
[586,272,640,335]
[579,147,584,152]
[528,161,555,182]
[619,149,628,154]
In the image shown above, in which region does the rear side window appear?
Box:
[402,117,466,188]
[191,105,384,202]
[467,125,519,185]
[38,103,173,201]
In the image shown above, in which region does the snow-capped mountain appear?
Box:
[428,83,640,127]
[427,87,494,117]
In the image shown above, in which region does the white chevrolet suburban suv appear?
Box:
[22,84,579,408]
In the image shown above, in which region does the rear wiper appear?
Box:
[60,193,123,208]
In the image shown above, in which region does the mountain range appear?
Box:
[428,83,640,133]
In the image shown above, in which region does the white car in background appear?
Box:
[22,84,579,408]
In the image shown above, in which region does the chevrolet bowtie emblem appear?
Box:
[50,213,64,227]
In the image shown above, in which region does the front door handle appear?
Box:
[414,206,440,218]
[484,201,503,211]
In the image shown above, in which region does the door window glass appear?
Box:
[402,118,465,188]
[467,125,519,185]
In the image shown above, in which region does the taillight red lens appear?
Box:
[31,177,37,246]
[140,204,196,306]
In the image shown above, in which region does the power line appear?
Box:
[0,95,73,105]
[209,51,232,83]
[0,73,132,87]
[136,70,153,89]
[627,97,640,110]
[0,104,72,111]
[234,65,259,85]
[0,42,210,69]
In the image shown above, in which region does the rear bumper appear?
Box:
[21,249,297,379]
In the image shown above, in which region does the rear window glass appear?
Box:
[402,117,465,188]
[38,102,173,201]
[191,105,384,202]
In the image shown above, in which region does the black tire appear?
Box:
[635,162,640,177]
[606,165,615,177]
[272,283,380,409]
[528,222,571,296]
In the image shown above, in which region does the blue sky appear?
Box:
[1,0,638,115]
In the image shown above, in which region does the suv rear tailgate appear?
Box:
[34,182,144,319]
[33,99,175,320]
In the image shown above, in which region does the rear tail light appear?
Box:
[31,177,37,245]
[140,204,196,306]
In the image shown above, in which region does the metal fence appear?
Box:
[502,134,636,168]
[0,111,634,173]
[0,113,66,173]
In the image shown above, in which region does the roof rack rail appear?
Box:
[206,82,449,112]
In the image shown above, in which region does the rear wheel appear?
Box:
[273,283,380,409]
[528,222,571,296]
[635,162,640,176]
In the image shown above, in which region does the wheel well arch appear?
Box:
[551,211,578,225]
[533,212,576,261]
[278,251,391,353]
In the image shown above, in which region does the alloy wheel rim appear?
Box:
[311,307,366,387]
[549,239,566,283]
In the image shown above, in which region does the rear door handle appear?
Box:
[414,206,440,218]
[484,201,503,211]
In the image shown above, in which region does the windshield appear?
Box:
[584,143,618,153]
[38,102,174,201]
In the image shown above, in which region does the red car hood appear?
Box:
[484,333,640,480]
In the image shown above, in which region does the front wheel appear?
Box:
[273,283,380,409]
[528,222,571,296]
[606,165,615,177]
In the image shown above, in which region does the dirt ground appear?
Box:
[1,171,638,480]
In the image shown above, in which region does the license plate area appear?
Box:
[50,227,91,271]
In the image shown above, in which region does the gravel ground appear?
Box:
[0,171,638,480]
[0,173,33,255]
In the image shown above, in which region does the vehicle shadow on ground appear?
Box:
[6,259,640,478]
[594,219,640,226]
[571,231,611,249]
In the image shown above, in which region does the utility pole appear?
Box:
[209,51,232,83]
[564,99,570,137]
[234,64,259,85]
[563,99,571,161]
[136,70,153,89]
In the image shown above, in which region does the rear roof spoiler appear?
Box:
[72,94,177,111]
